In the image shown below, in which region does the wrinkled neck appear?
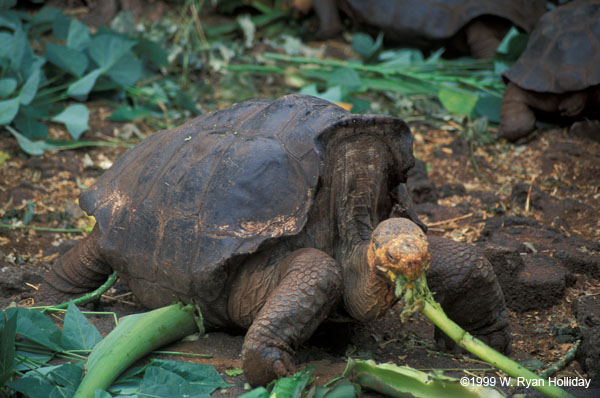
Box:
[342,243,397,322]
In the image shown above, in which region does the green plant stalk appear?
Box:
[401,276,572,398]
[42,272,119,310]
[73,303,199,398]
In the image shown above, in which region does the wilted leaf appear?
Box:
[52,104,89,140]
[45,42,88,77]
[18,68,40,105]
[438,87,478,116]
[0,97,19,124]
[60,302,103,351]
[0,77,17,96]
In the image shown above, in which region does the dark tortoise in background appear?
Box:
[499,0,600,141]
[294,0,545,58]
[38,94,510,386]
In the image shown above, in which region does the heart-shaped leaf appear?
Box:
[45,42,88,77]
[52,104,89,140]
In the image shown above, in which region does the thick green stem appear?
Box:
[403,285,572,398]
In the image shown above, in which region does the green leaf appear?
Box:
[239,387,269,398]
[438,87,478,116]
[0,310,17,385]
[0,78,17,97]
[270,366,313,398]
[138,367,195,398]
[52,104,89,140]
[352,32,383,62]
[14,106,50,139]
[60,302,103,351]
[8,373,55,398]
[474,94,502,123]
[31,6,62,30]
[52,12,71,40]
[8,308,63,352]
[6,27,27,71]
[0,0,17,9]
[315,380,357,398]
[151,359,229,394]
[496,26,529,61]
[327,68,362,92]
[108,106,152,122]
[0,97,19,124]
[106,53,142,87]
[67,68,104,101]
[14,350,52,372]
[18,68,40,105]
[94,390,112,398]
[89,34,135,70]
[6,126,49,155]
[66,19,90,51]
[134,39,169,68]
[45,42,89,77]
[299,84,343,103]
[0,32,13,62]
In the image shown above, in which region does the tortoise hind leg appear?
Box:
[464,17,511,59]
[230,248,342,386]
[426,236,511,354]
[37,226,113,304]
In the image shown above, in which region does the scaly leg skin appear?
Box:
[314,0,343,40]
[37,226,113,305]
[499,82,537,142]
[426,236,512,354]
[232,248,343,386]
[464,18,509,59]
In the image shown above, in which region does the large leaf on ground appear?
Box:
[8,362,83,398]
[52,104,89,140]
[5,308,63,352]
[151,359,229,394]
[45,42,88,77]
[60,302,103,351]
[137,367,198,398]
[0,310,17,385]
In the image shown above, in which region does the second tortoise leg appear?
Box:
[228,248,343,386]
[426,236,512,354]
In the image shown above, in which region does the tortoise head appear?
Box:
[367,218,430,283]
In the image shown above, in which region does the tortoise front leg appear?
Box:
[37,225,113,305]
[229,248,342,386]
[425,236,512,354]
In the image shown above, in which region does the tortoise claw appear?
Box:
[242,344,295,386]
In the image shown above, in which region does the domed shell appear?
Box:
[503,0,600,93]
[344,0,545,42]
[78,94,413,312]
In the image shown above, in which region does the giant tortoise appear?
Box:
[297,0,545,58]
[499,0,600,141]
[39,94,510,386]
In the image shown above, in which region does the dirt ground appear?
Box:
[1,10,599,396]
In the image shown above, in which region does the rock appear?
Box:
[478,216,600,311]
[437,183,467,198]
[573,295,600,386]
[0,265,43,296]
